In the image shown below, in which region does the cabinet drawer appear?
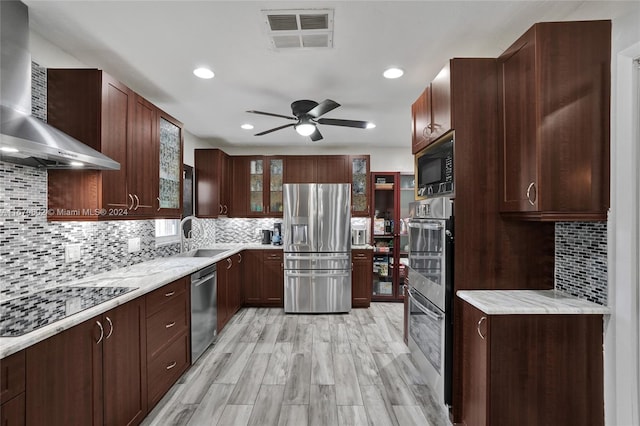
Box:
[146,278,188,317]
[146,292,189,359]
[0,351,25,404]
[352,251,371,260]
[147,332,190,409]
[263,251,283,261]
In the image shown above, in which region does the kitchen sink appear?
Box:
[185,249,230,258]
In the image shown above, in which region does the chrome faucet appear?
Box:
[179,215,200,253]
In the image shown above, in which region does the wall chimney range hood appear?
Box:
[0,0,120,170]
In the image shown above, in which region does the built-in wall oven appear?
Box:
[406,196,453,406]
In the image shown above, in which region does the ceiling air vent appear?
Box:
[262,9,334,50]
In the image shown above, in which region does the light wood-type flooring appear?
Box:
[141,302,451,426]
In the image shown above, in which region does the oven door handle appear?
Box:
[408,288,444,321]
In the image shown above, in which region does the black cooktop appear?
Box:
[0,286,136,337]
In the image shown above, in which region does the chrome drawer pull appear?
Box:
[165,291,175,297]
[105,316,113,339]
[165,321,176,329]
[166,361,177,370]
[477,316,487,340]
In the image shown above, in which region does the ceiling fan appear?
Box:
[246,99,371,141]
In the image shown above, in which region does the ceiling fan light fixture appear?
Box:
[193,67,214,79]
[366,122,376,129]
[383,67,404,79]
[295,122,316,136]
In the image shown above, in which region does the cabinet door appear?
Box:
[195,149,223,218]
[268,157,284,215]
[352,250,372,308]
[102,299,147,426]
[216,257,230,332]
[157,111,184,218]
[100,73,131,210]
[411,86,431,154]
[316,156,349,183]
[350,155,370,217]
[220,152,232,215]
[460,302,489,426]
[242,250,263,305]
[230,157,249,217]
[0,393,25,426]
[248,157,266,215]
[430,63,452,142]
[263,251,284,306]
[229,253,242,314]
[284,156,316,183]
[499,34,538,212]
[129,94,158,216]
[26,317,103,426]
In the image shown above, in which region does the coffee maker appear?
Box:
[272,222,283,245]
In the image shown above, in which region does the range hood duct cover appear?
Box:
[0,0,120,170]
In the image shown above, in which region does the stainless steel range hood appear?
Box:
[0,0,119,170]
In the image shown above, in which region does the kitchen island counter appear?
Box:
[457,289,610,315]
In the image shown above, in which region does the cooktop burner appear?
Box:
[0,286,136,337]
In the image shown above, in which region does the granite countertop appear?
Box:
[0,243,281,358]
[456,289,611,315]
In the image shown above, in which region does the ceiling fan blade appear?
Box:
[255,123,295,136]
[246,110,297,120]
[309,127,323,141]
[316,118,370,129]
[306,99,340,118]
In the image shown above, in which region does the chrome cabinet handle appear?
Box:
[128,194,135,210]
[105,316,114,340]
[219,204,223,214]
[477,316,487,340]
[223,205,228,214]
[165,321,176,329]
[157,197,161,211]
[165,291,175,297]
[133,194,140,210]
[96,321,104,344]
[226,258,232,269]
[237,253,242,263]
[166,361,177,370]
[526,182,536,206]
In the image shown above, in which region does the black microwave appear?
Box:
[415,132,454,199]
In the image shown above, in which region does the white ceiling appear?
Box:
[22,1,638,151]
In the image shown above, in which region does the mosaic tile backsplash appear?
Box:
[555,222,608,305]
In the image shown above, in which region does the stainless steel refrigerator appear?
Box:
[283,183,351,313]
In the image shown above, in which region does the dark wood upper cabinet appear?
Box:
[47,69,183,220]
[195,148,231,218]
[498,20,611,221]
[315,156,350,183]
[283,156,316,183]
[411,63,452,154]
[350,155,371,217]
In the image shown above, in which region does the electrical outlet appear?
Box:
[64,244,82,263]
[128,237,141,253]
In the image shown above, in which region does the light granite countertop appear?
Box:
[0,243,282,358]
[456,289,611,315]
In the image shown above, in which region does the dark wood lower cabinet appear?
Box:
[25,298,146,426]
[460,300,604,426]
[217,254,242,332]
[242,250,284,308]
[1,392,25,426]
[352,249,372,308]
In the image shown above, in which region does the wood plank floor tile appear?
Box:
[228,353,270,404]
[215,343,256,384]
[360,385,398,426]
[311,341,335,385]
[373,353,417,406]
[262,342,293,385]
[331,323,351,354]
[216,404,253,426]
[391,405,430,426]
[283,352,312,404]
[350,342,383,386]
[277,405,309,426]
[410,384,451,426]
[248,385,285,426]
[309,385,339,426]
[334,353,363,406]
[254,321,282,353]
[292,321,314,353]
[186,384,234,426]
[338,405,369,426]
[276,317,298,342]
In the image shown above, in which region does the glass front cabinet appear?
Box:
[248,156,283,217]
[157,114,183,218]
[350,155,370,217]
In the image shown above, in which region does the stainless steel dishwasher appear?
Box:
[190,264,217,362]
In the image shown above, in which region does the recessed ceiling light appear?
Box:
[241,123,254,130]
[0,147,19,153]
[193,67,214,79]
[366,122,376,129]
[69,161,84,167]
[383,67,404,79]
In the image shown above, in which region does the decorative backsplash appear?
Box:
[555,222,608,305]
